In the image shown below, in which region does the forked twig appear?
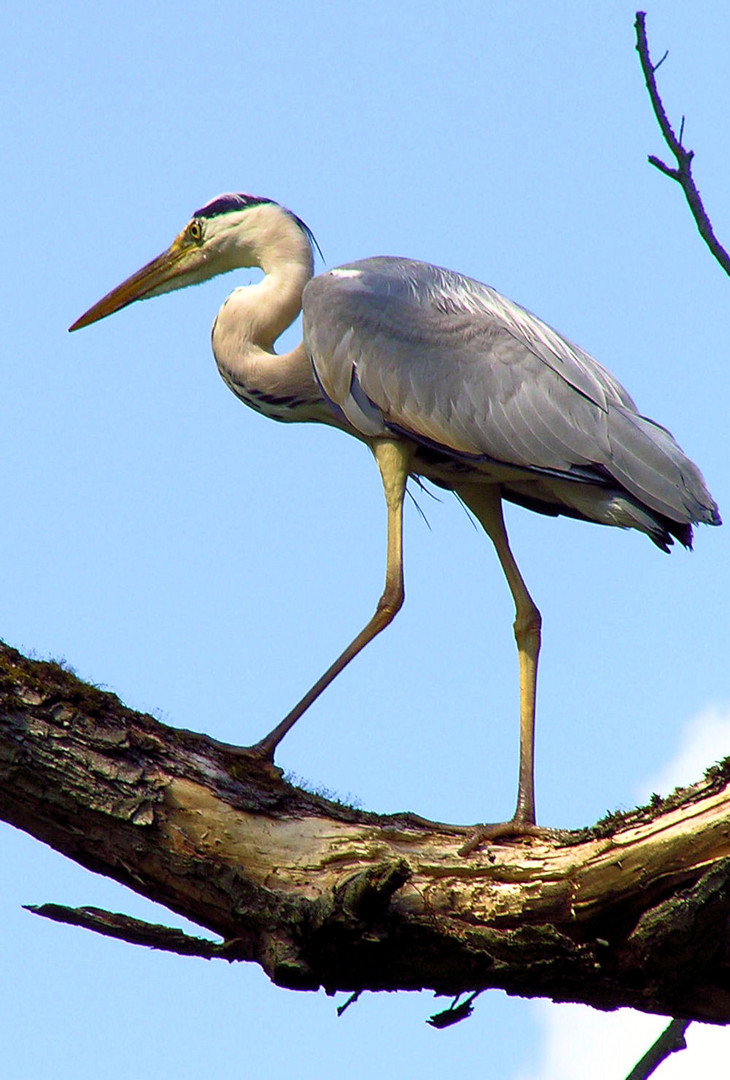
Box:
[635,11,730,275]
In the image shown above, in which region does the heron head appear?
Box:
[69,194,317,331]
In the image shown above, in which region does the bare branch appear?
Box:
[635,11,730,275]
[625,1017,691,1080]
[4,640,730,1019]
[25,904,237,960]
[647,155,680,180]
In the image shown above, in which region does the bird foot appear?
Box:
[387,812,558,855]
[218,740,283,780]
[458,819,555,856]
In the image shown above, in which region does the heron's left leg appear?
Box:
[245,437,414,762]
[455,482,542,833]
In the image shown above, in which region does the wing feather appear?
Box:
[303,257,719,527]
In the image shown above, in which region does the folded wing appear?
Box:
[303,257,719,535]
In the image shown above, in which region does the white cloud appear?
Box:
[515,703,730,1080]
[514,1004,666,1080]
[637,702,730,802]
[515,1003,728,1080]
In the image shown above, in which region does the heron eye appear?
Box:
[187,219,203,242]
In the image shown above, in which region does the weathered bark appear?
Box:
[2,641,730,1022]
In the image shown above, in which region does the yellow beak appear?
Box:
[69,235,199,331]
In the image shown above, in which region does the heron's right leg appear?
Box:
[247,437,415,762]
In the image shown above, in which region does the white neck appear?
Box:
[210,204,332,424]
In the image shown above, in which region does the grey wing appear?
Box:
[303,257,719,527]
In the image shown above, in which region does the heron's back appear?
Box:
[302,257,720,550]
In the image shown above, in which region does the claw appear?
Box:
[458,820,555,856]
[219,741,283,780]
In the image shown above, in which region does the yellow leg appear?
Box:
[456,482,542,829]
[249,437,415,761]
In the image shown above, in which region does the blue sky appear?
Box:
[2,2,729,1076]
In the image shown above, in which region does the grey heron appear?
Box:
[70,193,720,840]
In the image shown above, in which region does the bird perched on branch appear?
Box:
[71,193,720,841]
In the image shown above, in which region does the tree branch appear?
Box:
[625,1017,690,1080]
[24,904,235,960]
[635,11,730,275]
[3,640,730,1021]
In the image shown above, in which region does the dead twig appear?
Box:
[634,11,730,275]
[25,904,241,960]
[625,1017,691,1080]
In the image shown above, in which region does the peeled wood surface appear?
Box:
[2,641,730,1022]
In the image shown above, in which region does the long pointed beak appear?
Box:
[69,237,196,332]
